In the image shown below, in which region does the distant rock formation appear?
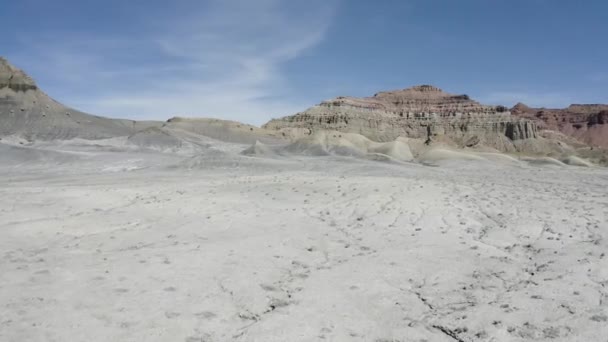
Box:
[0,57,160,140]
[3,55,605,162]
[164,117,285,145]
[511,102,608,148]
[263,85,538,152]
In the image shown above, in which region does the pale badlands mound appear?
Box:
[418,148,485,164]
[417,147,596,168]
[243,131,414,163]
[242,130,598,168]
[164,117,286,145]
[562,155,595,167]
[242,140,278,157]
[124,117,291,155]
[0,57,161,141]
[127,127,189,152]
[520,156,568,167]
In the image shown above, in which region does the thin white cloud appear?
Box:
[10,0,337,125]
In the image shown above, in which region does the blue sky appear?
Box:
[2,0,607,125]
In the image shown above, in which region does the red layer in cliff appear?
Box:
[511,103,608,148]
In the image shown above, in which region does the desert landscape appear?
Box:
[2,54,608,342]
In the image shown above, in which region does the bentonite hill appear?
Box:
[0,57,161,141]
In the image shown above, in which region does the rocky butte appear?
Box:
[511,102,608,148]
[264,85,539,152]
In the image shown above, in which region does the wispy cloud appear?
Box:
[10,0,337,125]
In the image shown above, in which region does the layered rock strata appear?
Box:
[264,85,538,151]
[511,103,608,148]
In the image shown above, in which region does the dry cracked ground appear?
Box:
[1,144,607,342]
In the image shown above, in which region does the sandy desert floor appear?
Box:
[1,139,607,342]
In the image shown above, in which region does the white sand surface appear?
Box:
[1,139,607,342]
